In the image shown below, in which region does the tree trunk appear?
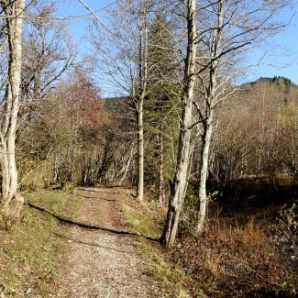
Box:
[4,193,24,219]
[1,134,18,210]
[33,70,41,99]
[136,1,148,202]
[158,132,165,204]
[196,0,223,234]
[119,144,135,185]
[196,117,213,233]
[161,0,197,247]
[136,97,144,201]
[0,0,25,217]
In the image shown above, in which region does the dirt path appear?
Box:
[58,187,165,298]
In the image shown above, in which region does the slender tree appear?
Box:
[194,0,288,234]
[93,0,154,201]
[161,0,287,245]
[161,0,198,247]
[135,0,149,201]
[0,0,25,217]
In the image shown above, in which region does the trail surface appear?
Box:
[59,187,164,298]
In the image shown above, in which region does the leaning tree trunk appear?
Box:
[119,143,135,186]
[196,0,223,234]
[161,101,194,247]
[196,116,214,233]
[0,0,25,217]
[161,0,197,248]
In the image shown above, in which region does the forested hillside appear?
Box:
[0,1,297,297]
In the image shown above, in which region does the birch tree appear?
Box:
[161,0,197,247]
[161,0,288,246]
[194,0,288,234]
[0,0,25,216]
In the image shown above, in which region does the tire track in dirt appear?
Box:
[59,187,165,298]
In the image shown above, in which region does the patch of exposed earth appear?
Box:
[58,187,165,298]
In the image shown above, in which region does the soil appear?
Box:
[57,187,165,298]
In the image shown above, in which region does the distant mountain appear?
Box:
[241,76,298,103]
[255,76,296,87]
[244,76,297,89]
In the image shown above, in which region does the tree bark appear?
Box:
[136,98,144,201]
[161,0,197,247]
[196,0,223,234]
[119,144,135,186]
[196,117,213,233]
[158,132,165,204]
[4,193,24,218]
[136,0,148,202]
[0,0,25,216]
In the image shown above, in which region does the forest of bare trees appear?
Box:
[0,0,297,297]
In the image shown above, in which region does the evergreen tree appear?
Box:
[144,12,180,203]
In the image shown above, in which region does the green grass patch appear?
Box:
[122,204,161,239]
[26,190,71,211]
[121,198,202,298]
[26,190,79,216]
[0,190,78,297]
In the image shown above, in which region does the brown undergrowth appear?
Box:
[170,217,297,298]
[121,186,297,297]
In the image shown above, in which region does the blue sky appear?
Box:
[56,0,298,86]
[56,0,111,54]
[244,1,298,84]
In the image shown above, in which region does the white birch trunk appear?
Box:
[0,0,25,216]
[196,0,224,233]
[196,117,214,233]
[161,0,197,247]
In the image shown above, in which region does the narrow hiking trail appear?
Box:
[58,187,165,298]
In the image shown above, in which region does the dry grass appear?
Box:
[171,217,297,297]
[121,189,297,297]
[120,195,202,297]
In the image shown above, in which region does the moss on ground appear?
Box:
[26,190,79,216]
[122,204,161,239]
[0,190,78,297]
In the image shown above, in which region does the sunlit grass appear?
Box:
[121,198,202,297]
[0,190,78,296]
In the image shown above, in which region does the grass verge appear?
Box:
[121,198,205,298]
[0,190,79,297]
